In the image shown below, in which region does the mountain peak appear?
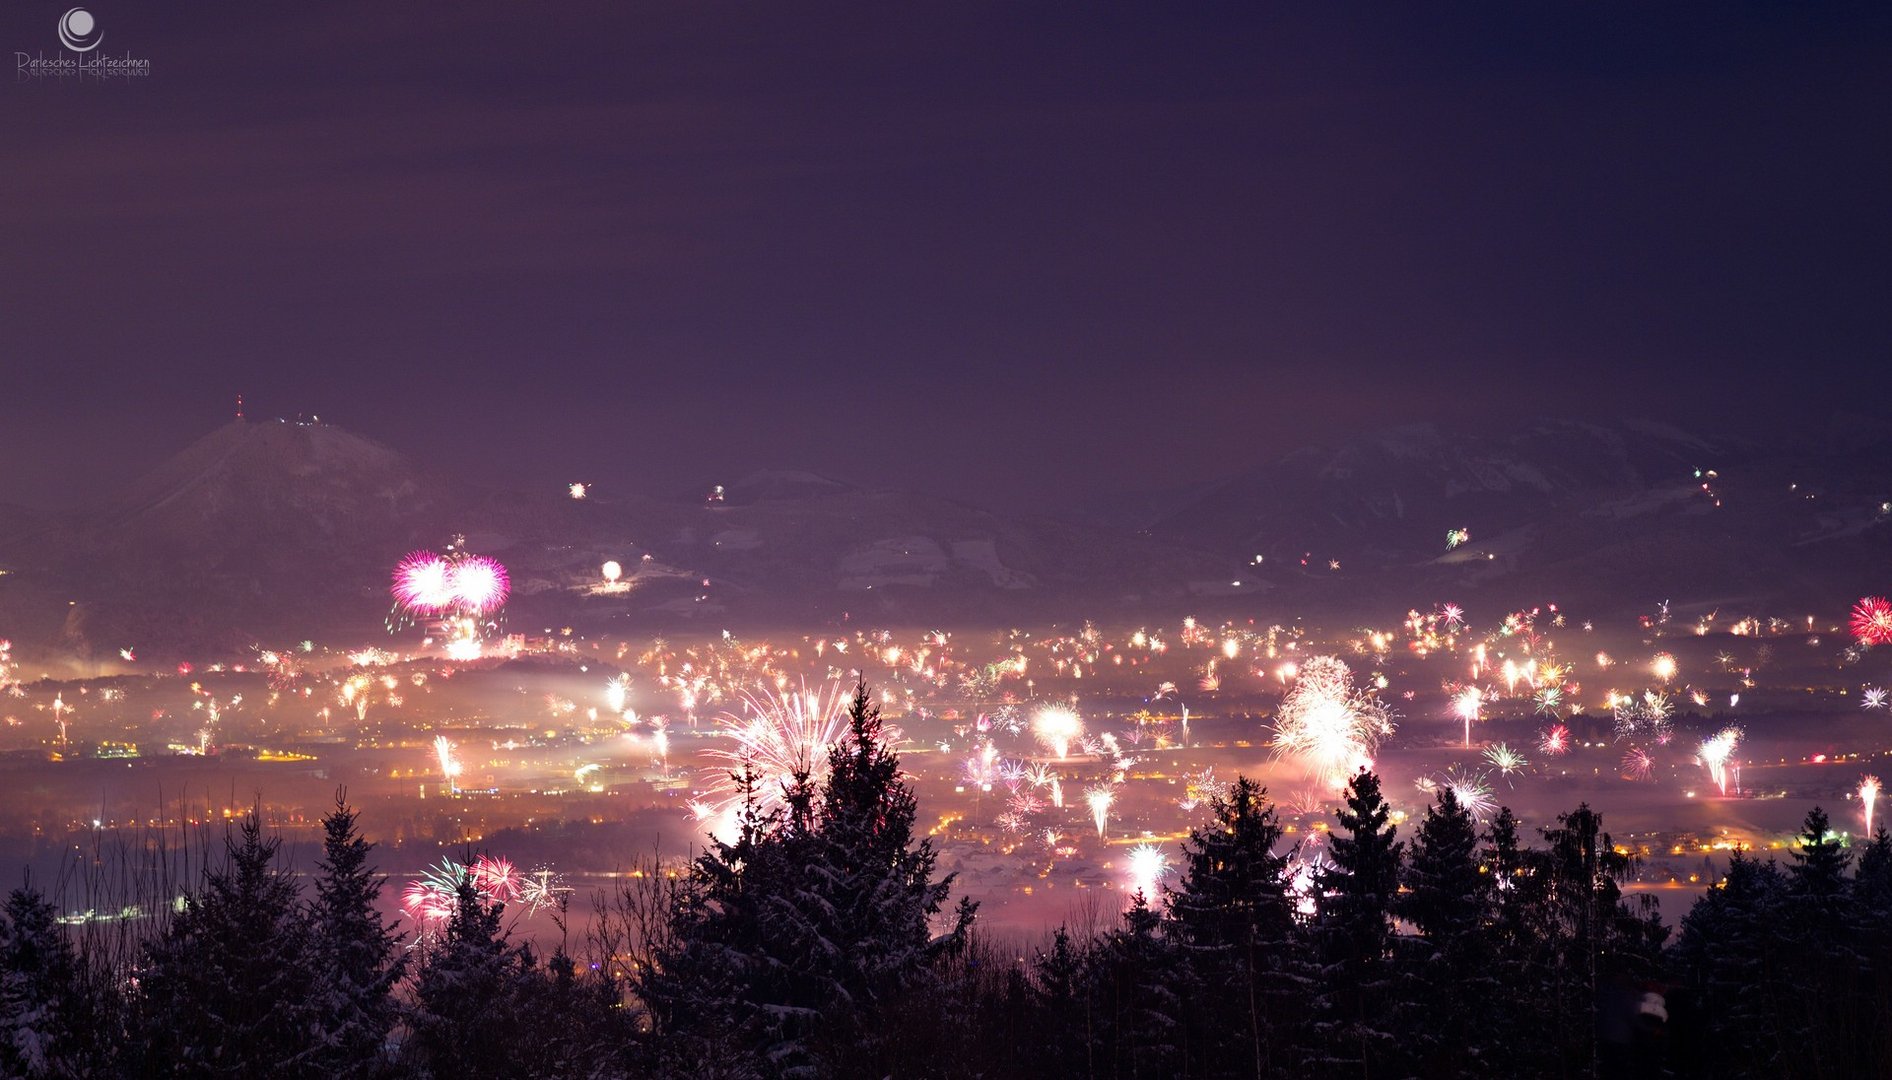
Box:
[109,419,424,529]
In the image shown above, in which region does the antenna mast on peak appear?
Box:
[235,393,245,420]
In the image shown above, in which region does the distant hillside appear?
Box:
[1142,418,1892,613]
[1,415,1888,659]
[0,420,448,655]
[0,421,1244,656]
[1146,419,1719,559]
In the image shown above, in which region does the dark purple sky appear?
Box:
[3,3,1888,510]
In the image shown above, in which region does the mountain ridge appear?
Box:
[0,415,1886,658]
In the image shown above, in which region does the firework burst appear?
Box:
[1484,743,1527,780]
[433,735,461,792]
[1453,686,1484,748]
[1539,723,1571,756]
[1127,842,1169,900]
[1085,784,1114,838]
[1432,767,1496,820]
[1271,656,1395,788]
[1853,597,1892,646]
[1031,705,1084,760]
[469,855,520,903]
[1697,726,1743,795]
[392,551,510,617]
[1534,685,1565,718]
[699,680,851,836]
[1620,746,1655,782]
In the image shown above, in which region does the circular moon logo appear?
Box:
[58,8,101,53]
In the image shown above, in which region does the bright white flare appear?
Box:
[1697,726,1743,796]
[1652,653,1678,684]
[1863,775,1882,836]
[433,735,461,792]
[1086,784,1114,838]
[1127,842,1168,900]
[1272,656,1394,788]
[1453,686,1484,748]
[1032,705,1084,760]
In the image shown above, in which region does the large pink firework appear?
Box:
[401,855,533,931]
[1853,597,1892,646]
[448,556,510,616]
[401,879,457,929]
[392,551,511,617]
[1620,746,1655,782]
[469,855,520,903]
[393,552,454,612]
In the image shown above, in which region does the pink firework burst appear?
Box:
[401,880,457,928]
[391,551,511,617]
[1853,597,1892,646]
[1539,723,1571,756]
[469,855,520,903]
[393,552,455,612]
[1621,746,1654,782]
[449,556,510,616]
[1007,790,1045,817]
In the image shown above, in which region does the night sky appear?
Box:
[3,3,1888,510]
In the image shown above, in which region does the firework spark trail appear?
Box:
[1863,775,1881,836]
[1454,687,1483,748]
[1086,784,1114,838]
[1697,726,1743,795]
[1271,656,1395,789]
[433,735,461,792]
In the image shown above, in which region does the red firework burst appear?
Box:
[1620,747,1654,782]
[1853,597,1892,646]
